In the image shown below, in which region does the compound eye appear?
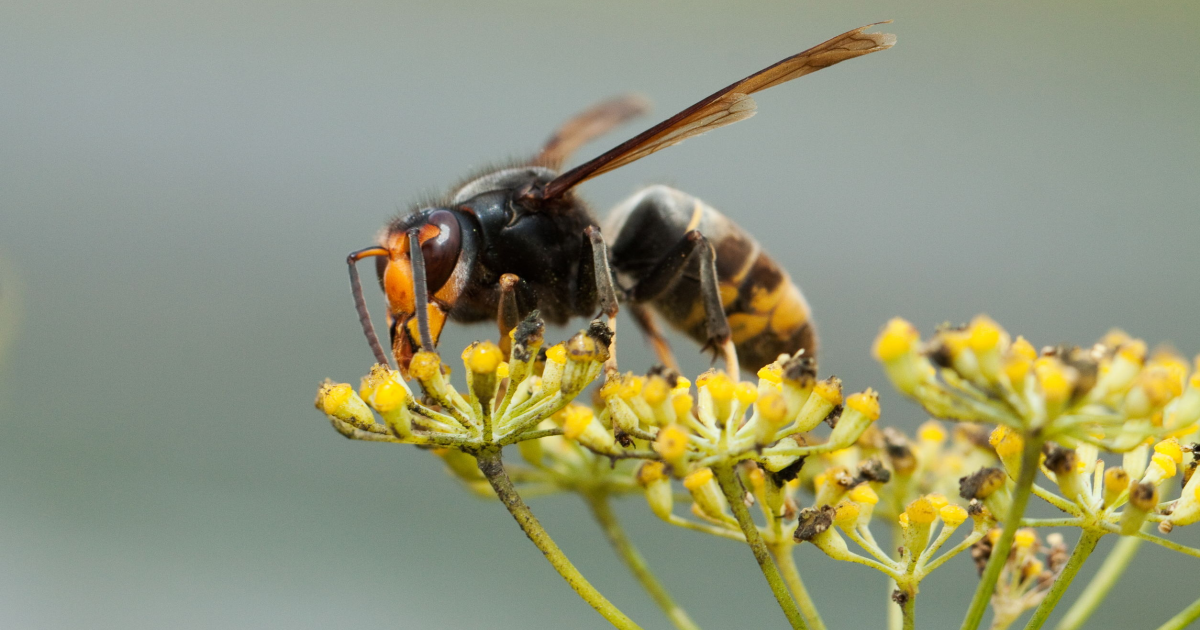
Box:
[419,209,462,293]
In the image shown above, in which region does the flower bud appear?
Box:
[827,388,879,448]
[1103,467,1130,507]
[684,468,728,522]
[654,425,691,463]
[638,461,674,520]
[315,381,377,432]
[1120,482,1157,535]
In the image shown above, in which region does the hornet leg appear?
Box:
[581,226,621,375]
[497,273,536,360]
[628,303,680,374]
[627,230,737,378]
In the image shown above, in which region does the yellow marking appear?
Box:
[728,313,768,344]
[748,283,785,313]
[685,199,704,232]
[719,282,739,308]
[769,285,809,334]
[679,300,707,330]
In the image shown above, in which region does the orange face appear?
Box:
[380,209,464,374]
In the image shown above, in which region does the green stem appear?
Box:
[1054,535,1142,630]
[1154,595,1200,630]
[901,589,916,630]
[475,447,642,630]
[585,493,702,630]
[888,525,904,630]
[772,542,828,630]
[959,433,1043,630]
[713,465,809,630]
[1022,528,1103,630]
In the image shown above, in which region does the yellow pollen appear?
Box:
[409,352,441,381]
[967,315,1003,353]
[695,370,716,388]
[599,377,621,400]
[318,382,353,416]
[925,494,949,510]
[849,484,879,505]
[873,317,920,361]
[466,341,503,374]
[747,467,766,493]
[845,388,881,421]
[1105,467,1130,493]
[1150,452,1177,478]
[989,425,1024,459]
[496,362,509,379]
[813,472,828,492]
[897,512,909,528]
[757,363,783,384]
[683,468,714,491]
[918,420,947,444]
[544,343,567,365]
[1118,340,1147,364]
[940,504,968,526]
[643,377,670,406]
[1004,354,1033,385]
[1034,358,1072,403]
[1154,439,1184,464]
[1024,559,1045,580]
[905,497,938,525]
[636,461,667,486]
[735,382,759,405]
[369,380,408,413]
[756,391,790,425]
[1011,336,1037,362]
[671,393,695,420]
[565,332,600,362]
[618,375,645,400]
[673,376,691,392]
[1013,529,1036,549]
[834,501,861,525]
[706,372,735,401]
[814,377,844,405]
[655,425,690,461]
[562,405,594,440]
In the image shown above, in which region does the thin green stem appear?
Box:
[772,542,828,630]
[475,447,642,630]
[1055,535,1142,630]
[585,493,702,630]
[1022,528,1103,630]
[959,433,1043,630]
[713,464,809,630]
[1154,594,1200,630]
[901,590,916,630]
[888,525,903,630]
[1128,529,1200,559]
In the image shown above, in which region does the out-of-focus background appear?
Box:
[1,1,1197,628]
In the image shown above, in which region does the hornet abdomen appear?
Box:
[606,185,817,371]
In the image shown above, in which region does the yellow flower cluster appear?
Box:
[874,316,1200,448]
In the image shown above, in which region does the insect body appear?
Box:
[347,23,895,376]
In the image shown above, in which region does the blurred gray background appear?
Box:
[1,1,1197,628]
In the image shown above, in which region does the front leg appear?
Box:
[497,273,536,360]
[580,226,621,374]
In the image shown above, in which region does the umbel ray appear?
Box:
[346,23,895,378]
